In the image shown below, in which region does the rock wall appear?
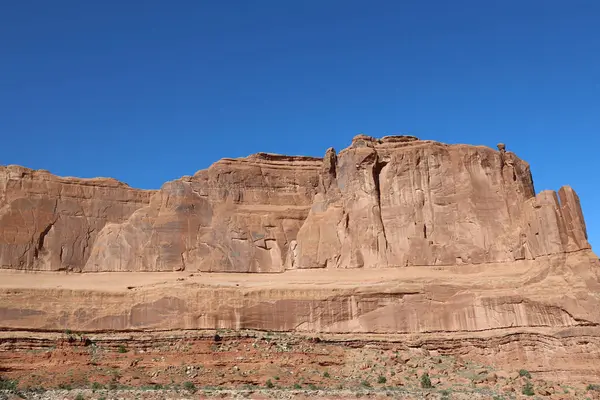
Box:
[84,153,321,272]
[0,135,592,272]
[0,166,153,271]
[293,135,591,269]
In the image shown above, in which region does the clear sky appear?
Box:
[1,1,599,249]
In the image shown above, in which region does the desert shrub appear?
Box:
[323,371,330,378]
[293,383,302,389]
[75,393,85,400]
[522,381,534,396]
[117,344,127,353]
[420,372,432,389]
[519,369,531,379]
[587,384,600,391]
[378,376,387,384]
[91,382,104,390]
[0,377,18,390]
[183,381,196,393]
[265,379,274,388]
[361,380,371,388]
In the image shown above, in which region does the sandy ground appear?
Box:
[0,258,535,292]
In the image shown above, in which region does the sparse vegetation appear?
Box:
[377,375,387,384]
[522,381,534,396]
[75,393,85,400]
[519,369,531,379]
[183,381,197,393]
[361,380,371,388]
[293,383,302,389]
[323,371,330,378]
[587,384,600,391]
[91,382,104,390]
[117,344,128,353]
[420,372,433,389]
[265,379,274,388]
[0,377,18,390]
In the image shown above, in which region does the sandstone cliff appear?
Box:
[0,135,592,272]
[0,165,153,271]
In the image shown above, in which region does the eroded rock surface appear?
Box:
[295,135,590,269]
[0,135,592,272]
[84,153,322,272]
[0,166,153,271]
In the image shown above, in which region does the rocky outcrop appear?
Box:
[84,153,321,272]
[0,166,153,271]
[0,135,592,272]
[293,135,590,269]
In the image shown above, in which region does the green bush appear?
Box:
[323,371,330,378]
[361,380,371,388]
[522,381,534,396]
[377,376,387,384]
[117,344,127,353]
[183,381,196,393]
[293,383,302,389]
[75,394,85,400]
[91,382,104,390]
[0,377,18,390]
[420,372,432,389]
[519,369,531,379]
[587,384,600,391]
[265,379,274,389]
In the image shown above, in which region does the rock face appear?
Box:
[84,153,322,272]
[0,135,592,272]
[294,135,591,269]
[0,166,153,271]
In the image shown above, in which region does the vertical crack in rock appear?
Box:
[372,154,389,249]
[34,221,55,259]
[180,252,187,271]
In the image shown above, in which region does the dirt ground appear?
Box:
[2,331,599,400]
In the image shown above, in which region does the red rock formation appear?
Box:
[0,165,153,271]
[84,153,322,272]
[294,135,590,269]
[0,135,592,272]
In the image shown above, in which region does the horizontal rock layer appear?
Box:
[0,135,592,272]
[0,251,598,333]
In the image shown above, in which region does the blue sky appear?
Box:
[1,1,599,249]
